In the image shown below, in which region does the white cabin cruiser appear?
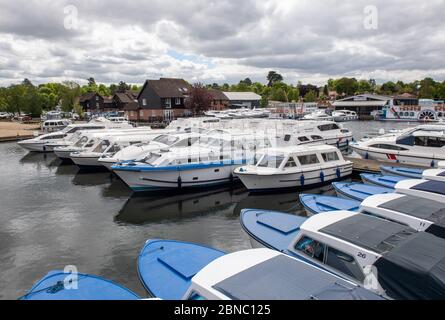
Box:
[53,128,149,161]
[98,132,203,170]
[17,118,134,153]
[360,193,445,238]
[332,110,358,122]
[351,124,445,167]
[395,179,445,204]
[302,111,334,121]
[112,133,273,192]
[234,145,353,191]
[70,133,156,169]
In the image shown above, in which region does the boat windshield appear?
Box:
[257,154,285,168]
[104,143,121,155]
[142,152,163,165]
[93,140,111,153]
[206,138,232,149]
[153,135,180,146]
[74,136,88,147]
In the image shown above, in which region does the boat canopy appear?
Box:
[212,255,382,300]
[412,180,445,196]
[319,214,416,254]
[374,231,445,299]
[378,196,445,237]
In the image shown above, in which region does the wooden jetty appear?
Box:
[346,156,430,173]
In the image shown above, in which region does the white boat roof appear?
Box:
[259,144,339,155]
[300,211,356,234]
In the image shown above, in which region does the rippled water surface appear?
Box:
[0,120,418,299]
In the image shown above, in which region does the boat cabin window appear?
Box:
[74,136,88,147]
[257,154,285,168]
[295,236,325,263]
[414,136,445,148]
[325,246,365,282]
[311,135,323,141]
[94,140,111,153]
[284,135,291,142]
[297,154,320,166]
[298,136,310,142]
[174,137,197,147]
[153,135,180,146]
[318,123,340,131]
[106,144,121,154]
[84,139,96,148]
[284,157,298,168]
[321,152,340,162]
[370,144,408,151]
[43,134,65,140]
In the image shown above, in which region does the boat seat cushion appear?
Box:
[413,181,445,195]
[316,198,359,211]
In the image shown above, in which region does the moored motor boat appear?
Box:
[360,193,445,238]
[332,182,393,202]
[240,208,445,299]
[137,239,225,300]
[360,174,408,189]
[395,179,445,204]
[422,168,445,183]
[350,124,445,167]
[299,194,360,215]
[20,271,140,300]
[234,145,353,192]
[380,166,424,179]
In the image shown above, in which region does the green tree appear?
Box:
[270,88,288,102]
[304,90,318,102]
[60,81,81,112]
[357,80,372,93]
[418,78,437,98]
[5,84,26,115]
[287,88,300,102]
[267,71,283,87]
[334,78,358,96]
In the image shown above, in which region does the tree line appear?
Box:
[0,78,142,117]
[1,72,444,117]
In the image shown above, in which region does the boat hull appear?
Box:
[113,164,241,192]
[351,145,444,167]
[17,142,50,153]
[236,164,353,191]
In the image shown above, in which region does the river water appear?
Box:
[0,120,418,299]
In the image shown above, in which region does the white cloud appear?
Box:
[0,0,444,86]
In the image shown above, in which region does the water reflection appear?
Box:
[116,185,248,225]
[72,172,114,187]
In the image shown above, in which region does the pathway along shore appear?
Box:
[0,121,40,142]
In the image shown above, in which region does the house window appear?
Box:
[96,102,99,108]
[165,99,172,108]
[96,96,99,101]
[142,99,147,106]
[175,98,181,105]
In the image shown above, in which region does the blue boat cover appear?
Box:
[138,240,226,300]
[332,182,393,201]
[380,166,424,179]
[20,271,140,300]
[213,255,384,300]
[241,209,307,251]
[361,174,407,189]
[300,194,360,214]
[413,180,445,196]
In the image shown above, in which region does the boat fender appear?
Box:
[365,152,369,160]
[336,168,341,179]
[320,172,325,183]
[177,176,182,189]
[300,174,305,186]
[230,173,234,184]
[431,160,435,168]
[346,139,349,146]
[336,141,340,148]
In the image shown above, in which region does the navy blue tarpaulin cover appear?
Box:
[413,181,445,196]
[374,232,445,300]
[213,255,384,300]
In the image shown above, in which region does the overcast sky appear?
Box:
[0,0,444,86]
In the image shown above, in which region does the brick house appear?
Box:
[130,78,192,122]
[113,90,139,111]
[79,92,104,112]
[208,89,229,110]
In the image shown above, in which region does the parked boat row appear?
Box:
[17,118,355,193]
